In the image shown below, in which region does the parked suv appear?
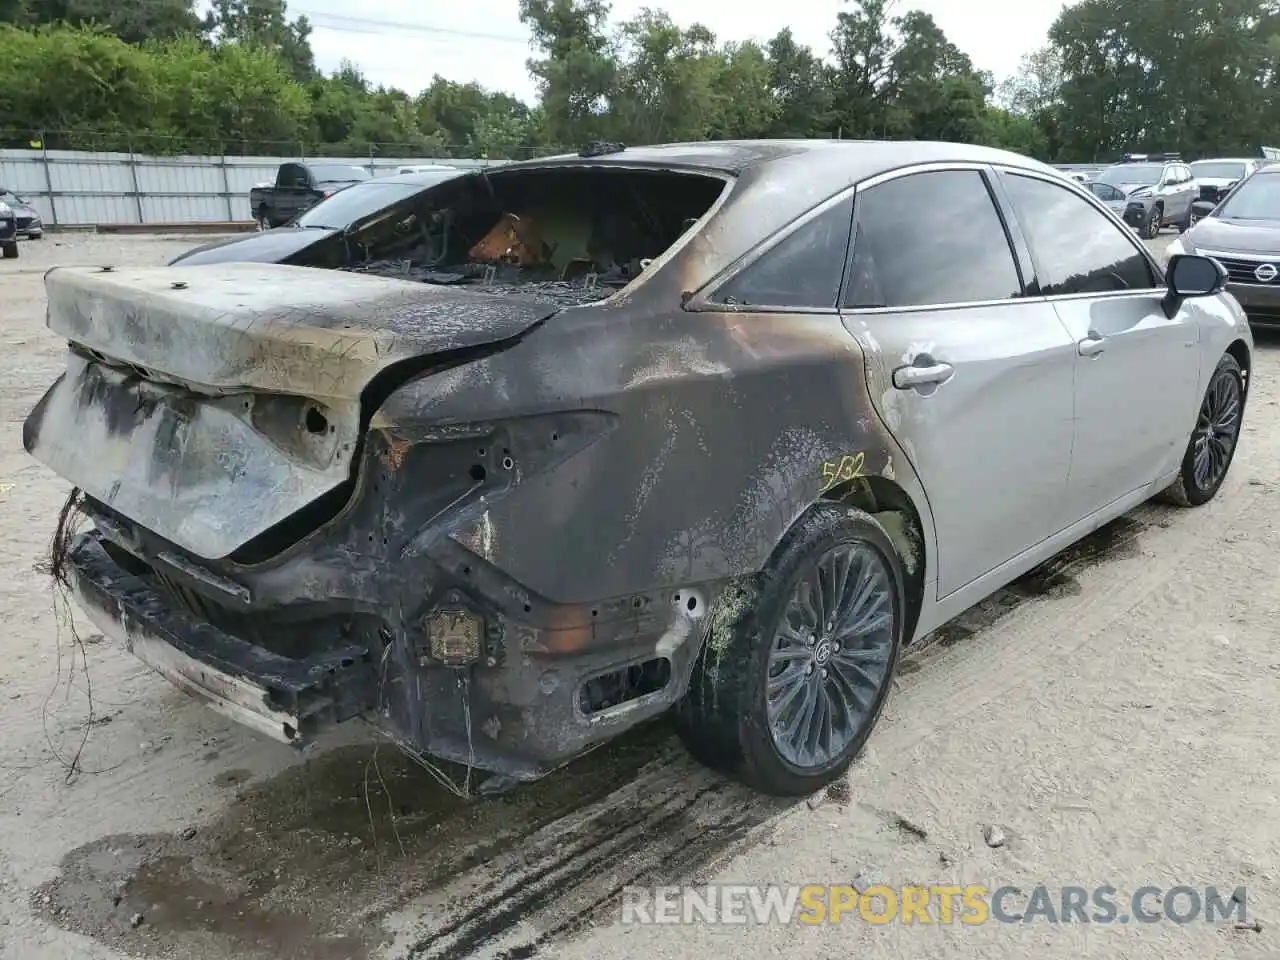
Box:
[1094,154,1198,239]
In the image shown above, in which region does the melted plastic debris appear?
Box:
[342,259,618,307]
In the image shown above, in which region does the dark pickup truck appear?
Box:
[248,161,371,230]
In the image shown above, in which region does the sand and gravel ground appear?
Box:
[0,232,1276,960]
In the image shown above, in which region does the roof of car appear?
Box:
[490,140,1078,296]
[357,169,465,186]
[508,138,1063,183]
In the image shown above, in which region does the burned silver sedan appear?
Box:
[25,140,1252,797]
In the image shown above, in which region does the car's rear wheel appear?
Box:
[678,503,904,797]
[1158,353,1245,507]
[2,241,18,259]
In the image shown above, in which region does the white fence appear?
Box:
[0,148,504,227]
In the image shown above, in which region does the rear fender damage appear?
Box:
[32,264,937,781]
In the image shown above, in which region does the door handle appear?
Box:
[892,361,955,389]
[1077,334,1107,357]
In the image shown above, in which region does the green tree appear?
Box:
[886,10,989,141]
[518,0,618,146]
[710,40,778,140]
[1,0,204,43]
[610,9,723,142]
[0,25,162,145]
[1047,0,1280,160]
[151,37,312,151]
[765,28,835,138]
[206,0,315,82]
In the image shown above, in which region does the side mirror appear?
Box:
[1163,254,1227,317]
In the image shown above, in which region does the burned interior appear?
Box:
[319,165,727,305]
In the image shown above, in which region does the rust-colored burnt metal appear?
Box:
[467,213,549,266]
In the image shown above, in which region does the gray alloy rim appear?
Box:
[765,542,895,770]
[1193,367,1242,492]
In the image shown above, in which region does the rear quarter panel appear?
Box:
[371,304,926,607]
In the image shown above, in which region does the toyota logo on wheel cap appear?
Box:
[1255,262,1278,283]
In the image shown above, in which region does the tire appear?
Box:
[2,241,18,259]
[1177,207,1192,233]
[1145,207,1162,239]
[1158,352,1245,507]
[677,503,905,796]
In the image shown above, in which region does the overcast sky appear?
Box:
[286,0,1067,101]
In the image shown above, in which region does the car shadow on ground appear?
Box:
[31,511,1160,960]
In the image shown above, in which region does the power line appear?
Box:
[293,8,531,45]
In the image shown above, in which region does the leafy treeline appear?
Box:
[1,0,1278,160]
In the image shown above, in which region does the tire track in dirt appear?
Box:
[28,507,1202,960]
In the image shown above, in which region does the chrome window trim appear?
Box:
[840,162,1034,313]
[989,165,1168,299]
[691,160,1012,314]
[842,288,1164,317]
[693,159,1168,316]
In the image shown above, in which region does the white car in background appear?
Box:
[1190,158,1262,207]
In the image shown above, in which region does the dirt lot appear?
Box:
[1,233,1277,960]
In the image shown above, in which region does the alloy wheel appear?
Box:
[1192,366,1242,493]
[765,542,896,770]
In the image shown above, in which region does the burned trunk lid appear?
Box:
[24,263,557,560]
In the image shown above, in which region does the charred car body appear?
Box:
[25,141,1252,796]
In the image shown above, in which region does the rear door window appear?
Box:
[1001,172,1158,295]
[714,195,854,309]
[843,170,1023,309]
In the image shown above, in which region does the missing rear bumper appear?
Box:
[67,531,380,744]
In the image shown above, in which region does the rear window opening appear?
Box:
[334,167,728,306]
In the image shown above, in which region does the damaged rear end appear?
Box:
[26,262,564,747]
[24,156,740,778]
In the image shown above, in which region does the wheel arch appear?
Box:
[1226,338,1251,390]
[819,475,927,646]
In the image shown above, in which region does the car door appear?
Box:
[839,166,1077,598]
[996,169,1201,523]
[1175,164,1196,219]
